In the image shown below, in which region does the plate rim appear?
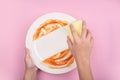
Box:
[25,12,77,74]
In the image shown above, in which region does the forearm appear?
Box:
[75,58,93,80]
[67,20,94,80]
[24,69,37,80]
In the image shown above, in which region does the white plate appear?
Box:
[26,12,77,74]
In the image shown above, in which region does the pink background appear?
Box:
[0,0,120,80]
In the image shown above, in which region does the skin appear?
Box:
[67,24,94,80]
[24,48,38,80]
[24,23,94,80]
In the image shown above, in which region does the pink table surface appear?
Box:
[0,0,120,80]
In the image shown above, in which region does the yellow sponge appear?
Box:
[65,20,83,42]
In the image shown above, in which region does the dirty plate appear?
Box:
[26,12,77,74]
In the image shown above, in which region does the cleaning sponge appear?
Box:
[65,20,83,42]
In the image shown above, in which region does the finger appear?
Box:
[70,24,79,42]
[25,48,31,59]
[78,21,85,38]
[90,37,94,46]
[25,48,28,58]
[67,36,72,50]
[25,48,29,63]
[81,21,88,38]
[33,67,38,71]
[81,26,87,39]
[86,29,92,40]
[81,21,86,37]
[25,48,30,54]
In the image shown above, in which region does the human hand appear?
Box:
[67,24,94,64]
[67,23,94,80]
[24,48,38,80]
[25,48,38,71]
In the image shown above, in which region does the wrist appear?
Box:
[25,67,37,74]
[24,68,38,80]
[76,58,93,80]
[74,57,91,68]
